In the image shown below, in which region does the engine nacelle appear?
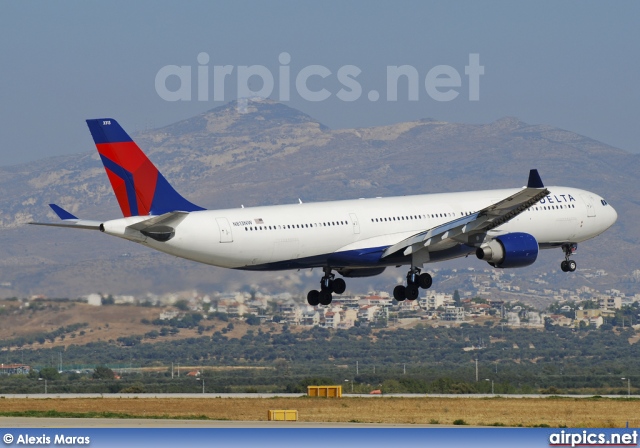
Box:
[476,232,538,268]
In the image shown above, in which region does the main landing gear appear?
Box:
[560,243,577,272]
[307,267,346,306]
[393,267,432,302]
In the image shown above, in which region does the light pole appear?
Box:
[198,377,205,394]
[621,378,630,397]
[345,379,354,393]
[485,378,494,395]
[38,378,47,394]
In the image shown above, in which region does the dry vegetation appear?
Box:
[0,301,267,349]
[0,302,159,346]
[1,397,639,427]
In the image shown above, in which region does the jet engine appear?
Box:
[476,232,538,268]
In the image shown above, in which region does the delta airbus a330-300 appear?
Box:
[32,119,618,306]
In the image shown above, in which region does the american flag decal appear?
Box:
[254,218,264,224]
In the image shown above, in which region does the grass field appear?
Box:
[1,397,638,427]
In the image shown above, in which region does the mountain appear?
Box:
[0,98,637,299]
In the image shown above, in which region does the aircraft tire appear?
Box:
[319,290,333,306]
[418,273,432,289]
[561,261,568,272]
[332,278,346,295]
[307,290,320,306]
[393,285,406,301]
[568,260,577,272]
[406,284,419,301]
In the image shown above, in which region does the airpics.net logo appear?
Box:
[155,52,484,110]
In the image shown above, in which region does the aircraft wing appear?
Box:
[382,170,549,258]
[125,211,189,242]
[29,204,102,230]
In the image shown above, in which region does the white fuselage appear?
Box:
[101,186,617,271]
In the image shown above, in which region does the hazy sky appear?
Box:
[1,1,638,166]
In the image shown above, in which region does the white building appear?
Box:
[420,291,454,310]
[443,306,465,322]
[86,293,102,307]
[507,311,521,327]
[598,296,622,310]
[301,309,320,326]
[159,310,179,320]
[323,311,340,328]
[358,305,380,323]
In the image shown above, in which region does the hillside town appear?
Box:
[62,266,640,331]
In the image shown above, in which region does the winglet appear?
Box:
[527,169,544,188]
[49,204,78,220]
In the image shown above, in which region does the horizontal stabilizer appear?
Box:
[29,221,102,230]
[29,203,102,230]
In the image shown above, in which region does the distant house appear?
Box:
[323,311,340,329]
[283,306,303,325]
[339,309,358,328]
[397,298,420,311]
[358,305,380,323]
[524,311,545,327]
[421,292,454,310]
[598,296,622,311]
[0,364,31,375]
[86,293,102,307]
[359,296,390,308]
[548,314,573,327]
[300,309,320,326]
[574,309,605,328]
[159,310,179,320]
[468,303,491,316]
[507,311,521,327]
[226,302,248,316]
[114,295,135,304]
[443,306,465,322]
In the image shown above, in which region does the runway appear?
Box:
[0,417,441,428]
[0,393,630,399]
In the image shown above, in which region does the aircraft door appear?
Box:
[580,195,596,218]
[215,217,233,243]
[349,213,360,234]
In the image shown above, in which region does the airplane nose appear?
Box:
[609,204,618,226]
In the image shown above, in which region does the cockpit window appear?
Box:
[601,199,608,206]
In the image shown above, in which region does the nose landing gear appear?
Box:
[560,243,577,272]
